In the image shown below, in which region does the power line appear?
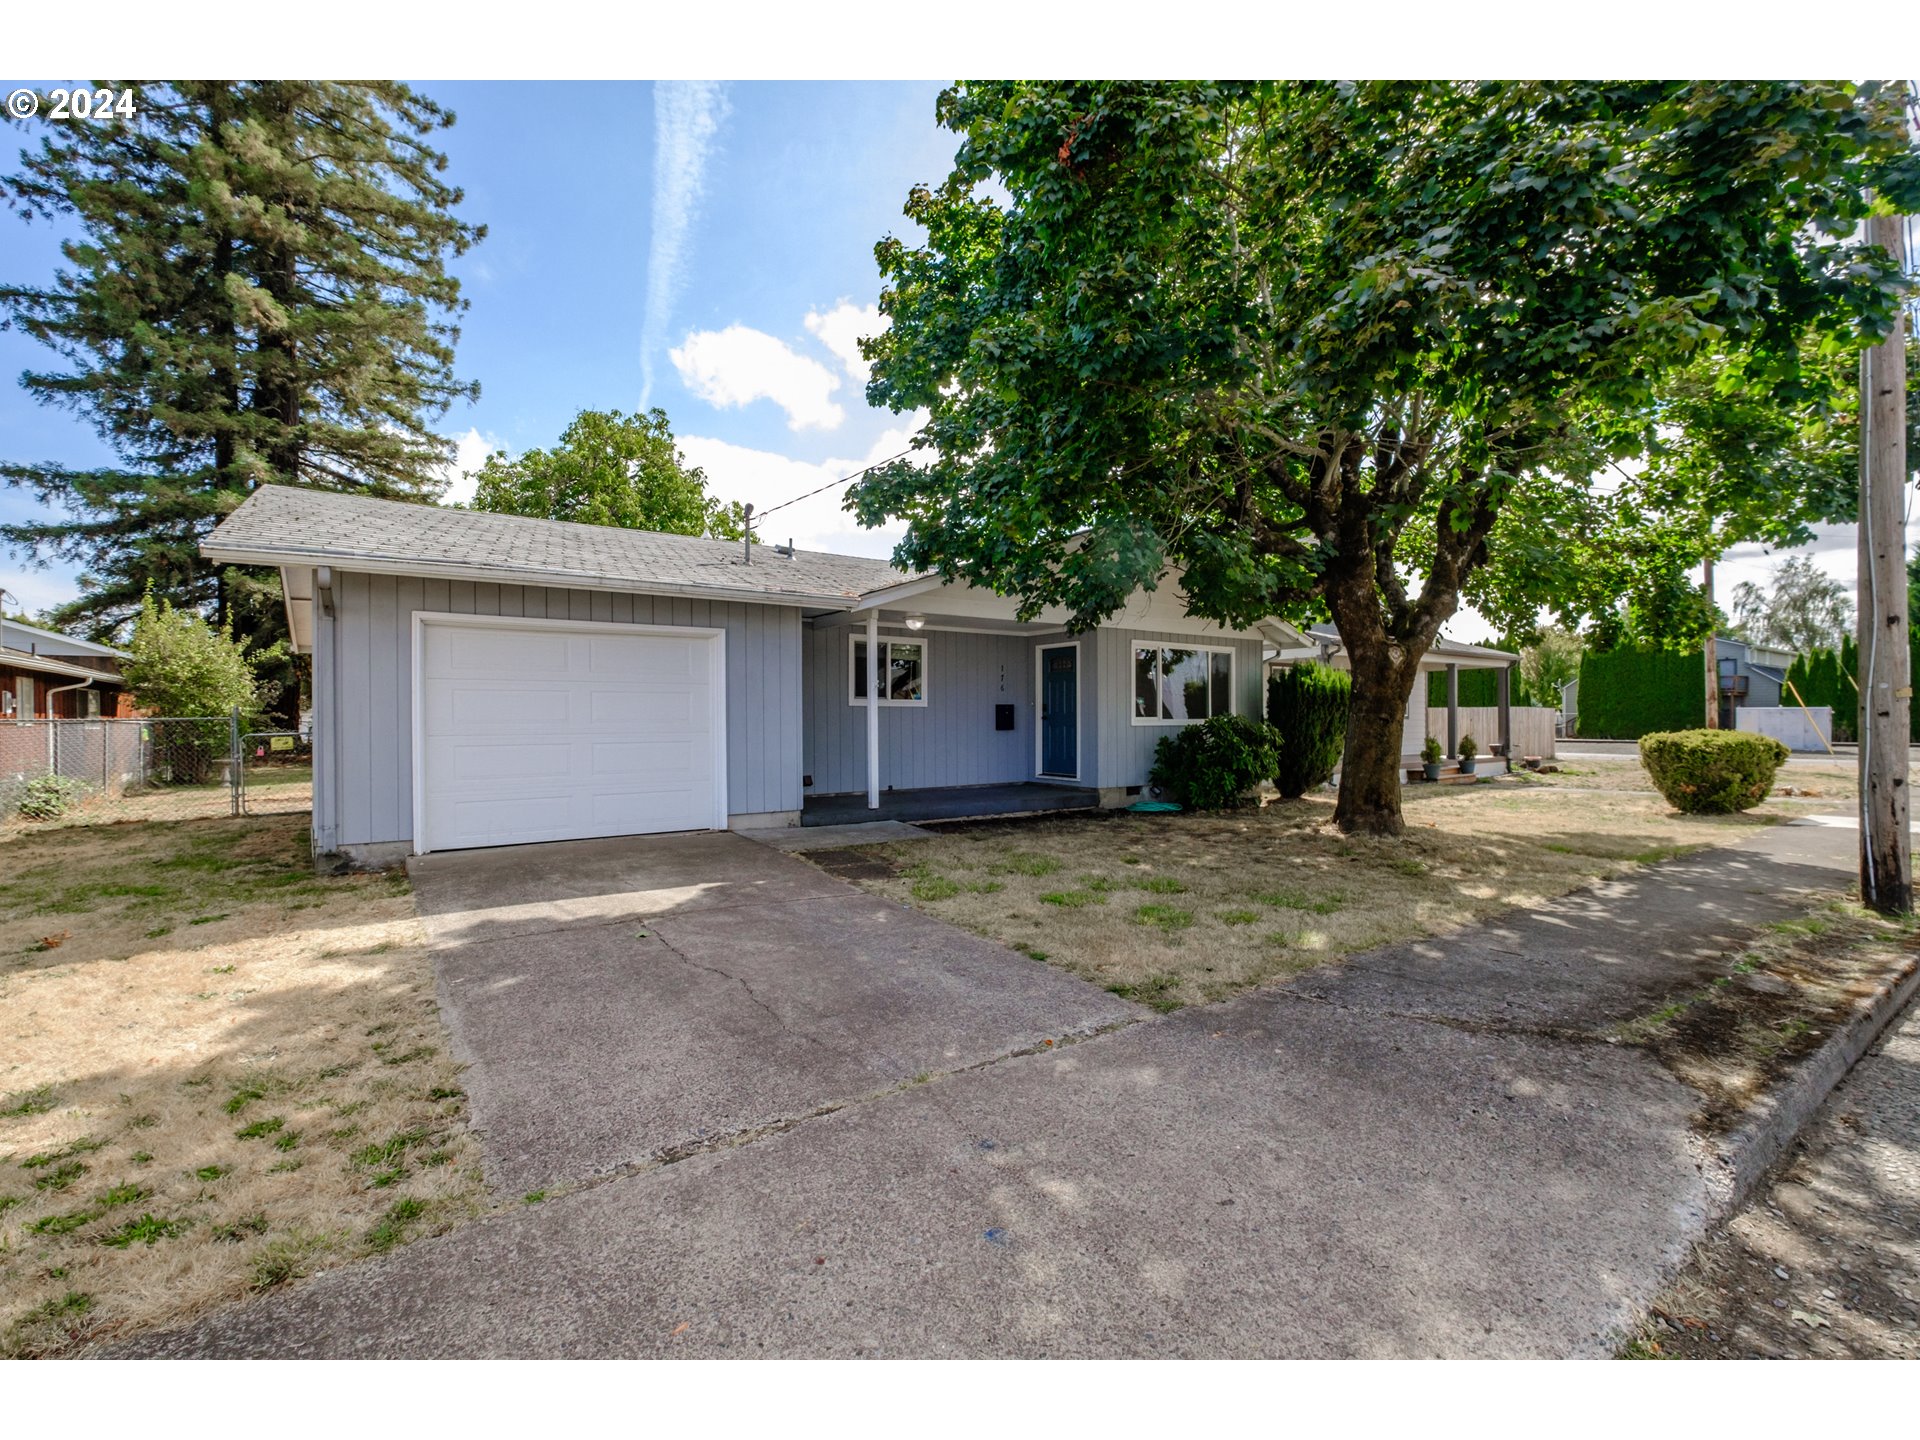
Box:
[753,445,919,519]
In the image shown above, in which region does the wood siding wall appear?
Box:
[802,626,1037,795]
[318,571,803,849]
[1093,629,1265,790]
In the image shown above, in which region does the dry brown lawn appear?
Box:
[0,814,483,1357]
[844,782,1814,1011]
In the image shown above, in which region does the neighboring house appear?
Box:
[1713,634,1794,728]
[202,486,1311,864]
[0,617,134,721]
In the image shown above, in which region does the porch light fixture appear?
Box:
[903,613,926,631]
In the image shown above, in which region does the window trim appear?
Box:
[848,634,930,708]
[1129,639,1236,727]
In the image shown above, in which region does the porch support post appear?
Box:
[1445,664,1460,759]
[1498,663,1513,771]
[865,610,880,810]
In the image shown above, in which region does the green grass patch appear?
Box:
[100,1212,187,1248]
[995,852,1063,878]
[1132,903,1195,931]
[234,1116,286,1141]
[194,1165,230,1182]
[365,1197,427,1254]
[909,873,962,901]
[1,1085,60,1118]
[1254,889,1342,914]
[1105,974,1185,1013]
[97,1183,150,1209]
[211,1213,269,1244]
[27,1209,100,1237]
[1039,890,1103,908]
[1216,909,1262,926]
[32,1161,88,1192]
[20,1137,104,1169]
[1131,875,1188,894]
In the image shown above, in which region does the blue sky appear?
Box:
[0,80,957,615]
[0,78,1891,631]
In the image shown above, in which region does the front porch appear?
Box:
[802,781,1099,827]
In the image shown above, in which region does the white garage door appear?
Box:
[416,618,725,852]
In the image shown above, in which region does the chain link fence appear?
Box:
[239,729,315,815]
[0,715,312,830]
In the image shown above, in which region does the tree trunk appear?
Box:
[1332,642,1422,836]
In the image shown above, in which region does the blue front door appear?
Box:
[1040,645,1077,776]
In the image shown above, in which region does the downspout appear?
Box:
[316,567,339,855]
[866,610,880,809]
[43,676,94,776]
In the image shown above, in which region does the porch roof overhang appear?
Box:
[1269,627,1520,673]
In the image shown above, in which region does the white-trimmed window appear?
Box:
[1132,643,1233,725]
[850,636,928,706]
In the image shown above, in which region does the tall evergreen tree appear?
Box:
[1,82,483,646]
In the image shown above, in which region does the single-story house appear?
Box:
[1,617,134,720]
[203,486,1312,864]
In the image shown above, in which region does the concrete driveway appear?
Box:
[115,819,1871,1359]
[404,831,1138,1194]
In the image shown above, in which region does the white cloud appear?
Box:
[670,325,846,432]
[677,416,929,560]
[437,427,503,507]
[804,300,885,384]
[639,81,731,409]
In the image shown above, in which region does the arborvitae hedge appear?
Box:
[1575,647,1705,738]
[1267,661,1351,798]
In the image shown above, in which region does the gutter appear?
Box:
[200,544,877,612]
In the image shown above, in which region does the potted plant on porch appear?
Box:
[1421,735,1444,782]
[1458,733,1479,776]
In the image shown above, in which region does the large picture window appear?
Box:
[850,637,928,706]
[1132,644,1232,724]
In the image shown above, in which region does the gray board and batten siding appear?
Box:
[1093,629,1265,791]
[802,625,1046,796]
[311,570,802,853]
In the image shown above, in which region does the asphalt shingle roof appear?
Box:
[202,485,917,607]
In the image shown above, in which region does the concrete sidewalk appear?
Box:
[115,819,1873,1358]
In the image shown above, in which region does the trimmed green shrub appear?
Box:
[1638,729,1789,814]
[1266,662,1350,798]
[1576,647,1705,739]
[15,773,89,821]
[1149,714,1284,812]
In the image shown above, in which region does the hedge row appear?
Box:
[1575,647,1704,739]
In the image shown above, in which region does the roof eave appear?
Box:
[200,543,870,612]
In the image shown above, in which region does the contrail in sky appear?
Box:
[639,81,730,409]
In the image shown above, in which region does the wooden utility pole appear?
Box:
[1703,555,1719,728]
[1858,210,1911,915]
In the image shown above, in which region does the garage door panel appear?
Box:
[444,740,574,784]
[585,633,697,677]
[441,627,573,677]
[442,684,576,730]
[587,787,707,829]
[587,686,700,729]
[418,621,723,852]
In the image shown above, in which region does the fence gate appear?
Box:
[239,729,315,816]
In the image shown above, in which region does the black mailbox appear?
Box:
[994,704,1016,731]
